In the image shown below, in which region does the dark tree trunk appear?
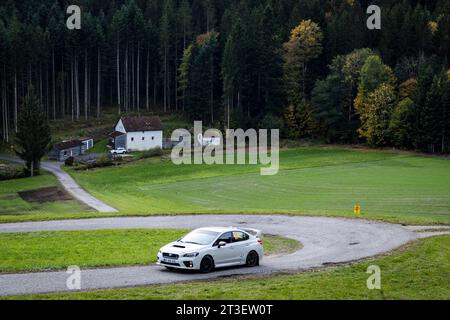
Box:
[97,47,101,118]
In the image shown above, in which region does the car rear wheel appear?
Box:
[200,256,214,273]
[246,251,259,267]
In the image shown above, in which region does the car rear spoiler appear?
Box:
[241,228,262,238]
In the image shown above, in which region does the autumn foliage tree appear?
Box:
[283,20,323,105]
[283,20,323,138]
[354,55,398,146]
[357,83,397,146]
[390,97,415,148]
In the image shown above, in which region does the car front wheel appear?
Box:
[246,251,259,267]
[199,256,214,273]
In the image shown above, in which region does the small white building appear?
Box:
[110,116,163,151]
[80,137,94,150]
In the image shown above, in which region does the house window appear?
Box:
[152,137,154,140]
[142,137,145,141]
[64,150,68,155]
[131,137,134,142]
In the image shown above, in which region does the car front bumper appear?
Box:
[156,252,202,270]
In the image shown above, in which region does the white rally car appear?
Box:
[157,227,264,273]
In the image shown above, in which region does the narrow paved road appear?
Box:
[0,156,117,213]
[0,215,440,296]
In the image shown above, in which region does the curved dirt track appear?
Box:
[0,215,440,296]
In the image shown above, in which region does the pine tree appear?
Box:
[312,73,347,142]
[0,19,9,143]
[184,32,220,124]
[178,0,192,50]
[326,0,365,61]
[255,4,283,116]
[179,45,193,112]
[160,0,174,112]
[9,13,22,131]
[421,71,450,153]
[144,20,159,111]
[15,89,51,177]
[413,57,444,151]
[95,13,106,118]
[222,33,238,129]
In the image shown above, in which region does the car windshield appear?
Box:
[179,230,220,245]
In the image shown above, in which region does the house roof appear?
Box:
[120,116,162,132]
[78,137,94,142]
[109,131,126,138]
[53,140,83,151]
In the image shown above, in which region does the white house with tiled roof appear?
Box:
[109,116,163,151]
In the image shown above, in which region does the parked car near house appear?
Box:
[110,147,127,155]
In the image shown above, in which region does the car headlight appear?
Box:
[183,252,199,258]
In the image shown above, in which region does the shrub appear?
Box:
[140,147,163,159]
[65,157,75,167]
[96,155,114,168]
[0,164,26,181]
[259,113,284,131]
[73,155,114,171]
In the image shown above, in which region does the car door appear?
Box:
[212,232,234,266]
[230,231,251,264]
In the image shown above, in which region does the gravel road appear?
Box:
[0,215,428,296]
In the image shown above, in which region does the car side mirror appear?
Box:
[218,241,227,248]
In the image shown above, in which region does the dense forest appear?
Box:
[0,0,449,152]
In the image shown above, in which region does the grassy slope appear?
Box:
[0,230,298,273]
[8,235,449,300]
[0,172,89,217]
[1,147,449,224]
[68,147,450,225]
[86,138,109,154]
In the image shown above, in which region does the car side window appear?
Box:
[232,232,249,243]
[215,232,232,245]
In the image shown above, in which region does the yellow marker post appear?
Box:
[354,204,361,216]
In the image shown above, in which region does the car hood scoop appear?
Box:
[172,245,186,248]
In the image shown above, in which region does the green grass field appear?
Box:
[1,146,449,300]
[6,235,449,300]
[65,147,450,225]
[0,229,298,273]
[1,147,449,224]
[0,172,90,218]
